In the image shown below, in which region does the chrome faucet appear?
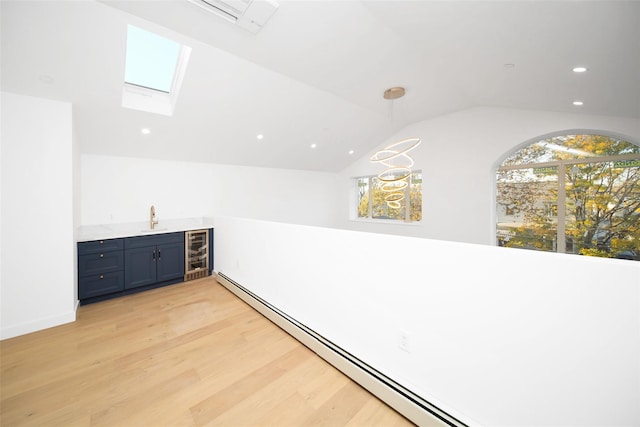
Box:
[150,205,159,229]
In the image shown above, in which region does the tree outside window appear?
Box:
[357,171,422,222]
[497,135,639,260]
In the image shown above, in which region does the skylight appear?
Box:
[122,25,191,116]
[125,25,180,93]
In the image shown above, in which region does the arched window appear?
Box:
[496,134,640,260]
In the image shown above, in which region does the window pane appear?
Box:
[496,167,558,252]
[566,162,640,259]
[125,25,181,93]
[372,176,405,220]
[502,135,639,166]
[497,134,639,260]
[357,177,370,218]
[410,172,422,221]
[355,171,422,222]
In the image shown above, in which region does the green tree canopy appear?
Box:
[497,135,640,259]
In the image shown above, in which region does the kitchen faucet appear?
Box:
[150,205,159,229]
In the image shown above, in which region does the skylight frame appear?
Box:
[122,25,192,117]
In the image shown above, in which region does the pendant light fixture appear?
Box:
[370,87,421,209]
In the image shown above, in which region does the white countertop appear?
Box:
[76,217,215,242]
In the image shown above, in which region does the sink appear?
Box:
[140,228,169,233]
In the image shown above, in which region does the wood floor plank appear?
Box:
[300,380,373,426]
[196,351,327,426]
[1,278,414,426]
[190,346,311,425]
[345,398,416,427]
[90,369,201,427]
[297,363,352,410]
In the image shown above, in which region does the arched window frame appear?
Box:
[494,131,640,257]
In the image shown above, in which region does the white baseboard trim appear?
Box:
[216,272,466,427]
[0,310,76,340]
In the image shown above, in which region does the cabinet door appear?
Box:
[157,242,185,282]
[124,246,156,289]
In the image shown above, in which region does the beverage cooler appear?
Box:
[184,229,210,281]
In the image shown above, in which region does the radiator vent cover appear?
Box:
[187,0,279,34]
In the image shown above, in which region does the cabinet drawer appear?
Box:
[79,271,124,299]
[78,238,124,255]
[124,232,184,249]
[78,251,124,277]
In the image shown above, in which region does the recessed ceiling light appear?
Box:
[310,143,317,149]
[348,150,355,155]
[141,128,151,134]
[573,101,584,106]
[572,67,588,73]
[256,134,264,140]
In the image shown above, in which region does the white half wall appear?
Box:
[80,154,340,228]
[338,107,640,245]
[215,216,640,427]
[1,92,76,339]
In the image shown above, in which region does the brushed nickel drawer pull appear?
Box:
[99,275,104,279]
[100,253,104,258]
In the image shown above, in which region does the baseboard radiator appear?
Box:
[216,272,467,427]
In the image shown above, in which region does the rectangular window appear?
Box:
[124,25,181,93]
[356,171,422,222]
[122,25,191,116]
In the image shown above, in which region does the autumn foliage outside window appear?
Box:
[357,171,422,222]
[496,135,639,260]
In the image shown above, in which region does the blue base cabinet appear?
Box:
[157,241,185,281]
[79,271,124,300]
[124,233,184,289]
[78,238,124,300]
[123,246,157,289]
[78,231,186,305]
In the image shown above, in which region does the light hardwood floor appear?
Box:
[1,278,414,426]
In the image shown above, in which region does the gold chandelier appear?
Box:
[370,137,421,209]
[370,87,421,209]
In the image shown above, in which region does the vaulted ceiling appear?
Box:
[2,0,639,171]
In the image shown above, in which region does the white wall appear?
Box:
[0,93,3,326]
[80,154,340,228]
[1,92,76,339]
[215,216,640,427]
[338,107,640,245]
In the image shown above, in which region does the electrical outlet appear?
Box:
[399,329,410,353]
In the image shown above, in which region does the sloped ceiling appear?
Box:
[2,0,639,172]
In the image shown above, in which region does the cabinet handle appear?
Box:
[99,275,104,279]
[158,250,161,260]
[99,240,104,244]
[152,250,156,261]
[100,253,104,258]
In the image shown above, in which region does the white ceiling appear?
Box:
[2,0,639,172]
